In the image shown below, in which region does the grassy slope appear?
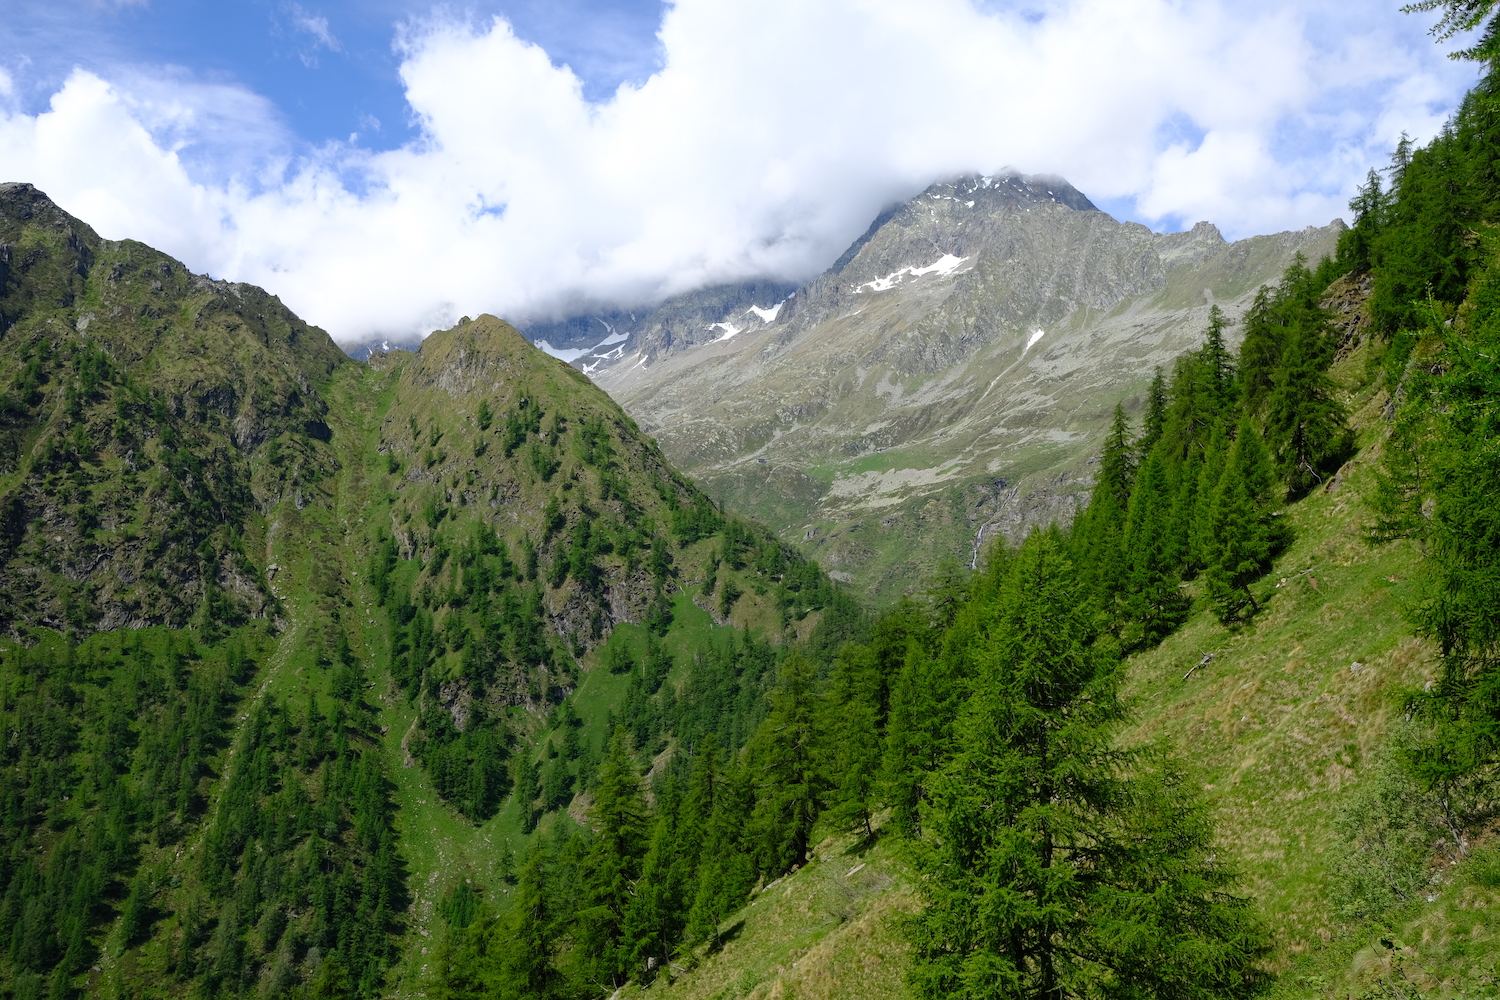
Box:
[632,338,1500,1000]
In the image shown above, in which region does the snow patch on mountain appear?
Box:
[536,339,591,362]
[745,299,786,323]
[853,254,970,294]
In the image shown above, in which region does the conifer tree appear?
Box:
[1263,319,1350,498]
[622,778,690,980]
[1201,304,1238,410]
[1236,286,1286,416]
[515,755,540,834]
[497,842,559,1000]
[681,734,721,859]
[686,758,756,949]
[576,728,649,987]
[820,645,883,838]
[1204,420,1283,622]
[1189,422,1230,576]
[908,529,1267,1000]
[1160,310,1237,465]
[1122,449,1189,648]
[1138,366,1169,457]
[1379,252,1500,798]
[881,642,961,838]
[747,650,822,875]
[1338,169,1388,272]
[749,653,824,873]
[1171,450,1204,579]
[1076,404,1135,606]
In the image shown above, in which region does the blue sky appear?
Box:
[0,0,1481,341]
[3,0,666,148]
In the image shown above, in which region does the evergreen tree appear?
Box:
[515,755,540,834]
[1075,404,1135,607]
[1262,319,1350,498]
[819,645,884,838]
[881,642,961,839]
[1138,366,1169,457]
[749,653,824,874]
[1204,420,1283,623]
[1159,309,1237,466]
[1170,449,1204,579]
[1121,448,1189,648]
[1377,251,1500,802]
[621,779,690,980]
[908,530,1266,1000]
[498,842,560,1000]
[1405,0,1500,62]
[1336,169,1388,272]
[1236,286,1286,417]
[576,728,649,987]
[1189,422,1230,576]
[1201,304,1238,410]
[685,757,756,949]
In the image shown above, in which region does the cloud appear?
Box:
[290,6,341,51]
[0,0,1479,342]
[283,3,343,67]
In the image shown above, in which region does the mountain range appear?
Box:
[519,172,1344,599]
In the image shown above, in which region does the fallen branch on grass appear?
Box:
[1184,652,1214,682]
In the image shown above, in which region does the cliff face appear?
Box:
[534,173,1343,601]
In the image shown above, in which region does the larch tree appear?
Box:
[576,727,649,988]
[908,529,1267,1000]
[748,653,824,874]
[1204,420,1283,623]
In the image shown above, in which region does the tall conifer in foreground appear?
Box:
[499,842,561,1000]
[908,529,1267,1000]
[820,644,884,837]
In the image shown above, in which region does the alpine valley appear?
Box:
[5,45,1500,1000]
[526,173,1343,600]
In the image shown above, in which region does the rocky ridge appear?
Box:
[526,172,1344,601]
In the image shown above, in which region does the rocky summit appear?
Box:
[528,172,1342,600]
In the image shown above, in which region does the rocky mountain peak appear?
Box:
[934,171,1100,213]
[0,182,99,242]
[581,174,1344,599]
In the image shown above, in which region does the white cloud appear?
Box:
[0,0,1479,342]
[290,5,341,52]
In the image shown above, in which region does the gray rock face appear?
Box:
[523,171,1344,602]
